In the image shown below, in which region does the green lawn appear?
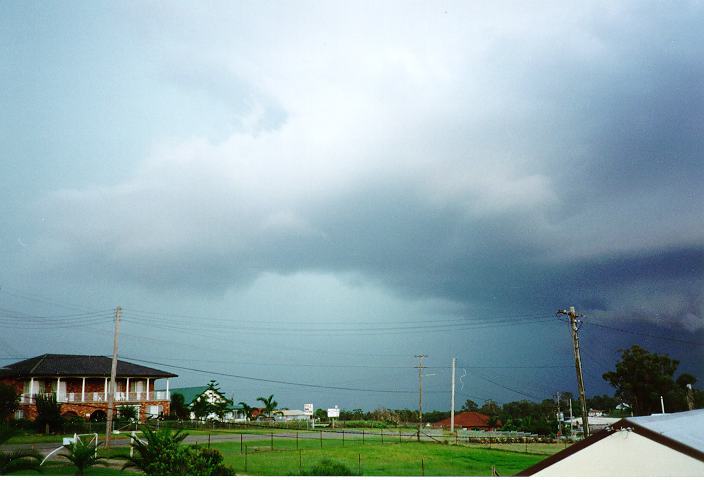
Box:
[11,462,140,476]
[212,440,548,476]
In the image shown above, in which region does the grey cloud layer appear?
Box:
[21,1,704,331]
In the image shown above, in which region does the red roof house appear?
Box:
[433,411,500,431]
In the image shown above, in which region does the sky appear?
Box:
[1,0,702,413]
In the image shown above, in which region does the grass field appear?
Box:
[214,441,548,476]
[6,428,559,476]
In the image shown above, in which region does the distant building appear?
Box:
[275,409,312,422]
[163,385,241,422]
[519,409,704,476]
[432,411,499,431]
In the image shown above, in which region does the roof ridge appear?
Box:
[29,353,49,375]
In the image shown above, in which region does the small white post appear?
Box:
[126,378,130,401]
[81,378,86,402]
[146,378,150,400]
[56,377,61,402]
[450,357,456,434]
[104,378,108,401]
[166,379,170,399]
[660,395,665,414]
[29,377,35,404]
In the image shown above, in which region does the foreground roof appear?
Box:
[518,409,704,476]
[628,409,704,453]
[0,354,177,378]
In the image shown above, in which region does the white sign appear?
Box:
[304,403,314,415]
[327,408,340,418]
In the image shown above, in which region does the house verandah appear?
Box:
[0,354,177,422]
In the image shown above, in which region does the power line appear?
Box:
[587,320,704,347]
[120,356,430,394]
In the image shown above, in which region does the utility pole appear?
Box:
[555,392,562,437]
[415,354,427,442]
[105,306,122,448]
[557,306,589,438]
[450,357,456,434]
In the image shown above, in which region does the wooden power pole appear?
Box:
[105,306,122,448]
[558,306,589,438]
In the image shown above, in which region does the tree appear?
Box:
[0,384,19,422]
[237,401,254,421]
[461,399,478,412]
[204,380,234,421]
[479,400,500,416]
[190,395,210,421]
[170,393,190,420]
[0,426,42,475]
[256,394,280,419]
[603,345,696,416]
[59,439,109,475]
[34,394,64,433]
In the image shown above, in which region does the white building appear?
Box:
[520,409,704,476]
[275,409,312,422]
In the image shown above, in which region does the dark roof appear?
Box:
[432,411,499,428]
[0,354,177,378]
[517,413,704,476]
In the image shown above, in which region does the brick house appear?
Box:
[0,354,177,422]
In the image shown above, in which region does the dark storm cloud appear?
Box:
[13,1,704,335]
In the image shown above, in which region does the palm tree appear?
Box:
[119,425,189,475]
[59,440,109,475]
[256,394,280,419]
[0,427,42,475]
[237,401,254,421]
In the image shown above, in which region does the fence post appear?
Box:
[320,430,323,448]
[362,430,365,444]
[381,431,384,444]
[343,430,345,447]
[399,430,402,444]
[240,433,243,453]
[525,437,528,453]
[208,433,211,448]
[271,432,274,451]
[297,431,299,450]
[421,458,425,476]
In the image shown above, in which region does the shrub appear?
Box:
[118,405,138,423]
[0,426,42,475]
[120,425,234,475]
[304,459,352,476]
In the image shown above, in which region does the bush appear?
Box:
[304,459,353,476]
[34,395,63,433]
[120,425,234,475]
[0,384,19,422]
